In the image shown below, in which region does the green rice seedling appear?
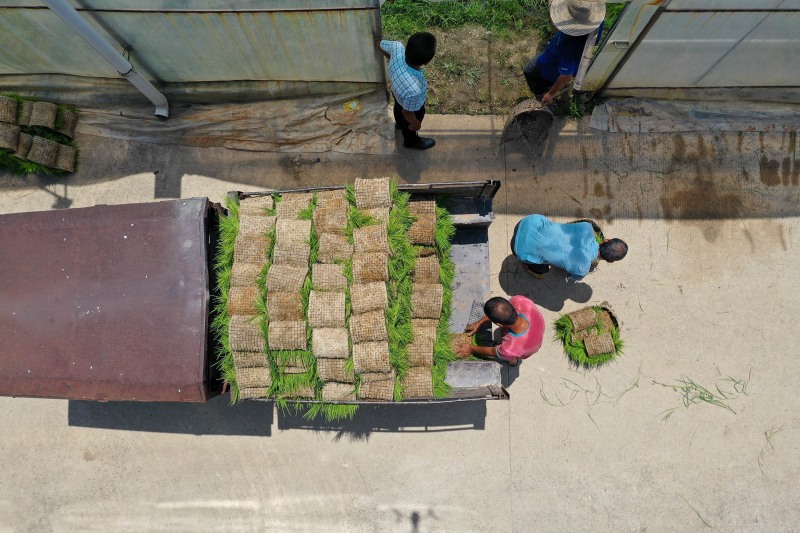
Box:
[654,373,751,422]
[340,259,353,323]
[210,196,240,402]
[340,259,354,382]
[0,94,78,175]
[539,377,569,407]
[344,183,356,205]
[275,349,316,368]
[348,206,377,230]
[304,402,359,422]
[298,187,367,421]
[1,154,67,176]
[297,193,317,220]
[242,218,276,404]
[386,180,417,399]
[758,425,784,476]
[715,370,751,398]
[677,494,713,528]
[432,198,457,398]
[553,307,623,368]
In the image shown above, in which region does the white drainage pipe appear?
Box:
[41,0,169,118]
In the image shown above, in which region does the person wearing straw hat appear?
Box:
[523,0,605,106]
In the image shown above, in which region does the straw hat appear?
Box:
[550,0,606,36]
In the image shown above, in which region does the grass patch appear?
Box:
[553,307,624,368]
[379,2,627,115]
[381,0,548,41]
[210,196,240,402]
[432,197,457,398]
[604,3,627,35]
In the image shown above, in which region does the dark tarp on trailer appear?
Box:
[0,198,213,402]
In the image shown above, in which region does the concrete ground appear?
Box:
[1,115,799,532]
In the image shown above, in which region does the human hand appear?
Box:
[541,92,554,106]
[464,321,480,336]
[409,120,421,131]
[455,342,472,358]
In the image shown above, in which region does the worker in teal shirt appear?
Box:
[511,215,628,280]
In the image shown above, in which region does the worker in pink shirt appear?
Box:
[457,296,545,366]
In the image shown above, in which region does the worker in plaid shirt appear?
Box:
[377,32,437,150]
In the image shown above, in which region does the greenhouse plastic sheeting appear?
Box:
[0,1,392,153]
[69,86,395,154]
[0,1,384,86]
[0,74,394,153]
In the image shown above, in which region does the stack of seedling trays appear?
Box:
[0,94,78,174]
[554,303,623,367]
[212,177,458,420]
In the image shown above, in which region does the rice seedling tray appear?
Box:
[224,181,508,412]
[554,302,624,368]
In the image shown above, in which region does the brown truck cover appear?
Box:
[0,198,215,402]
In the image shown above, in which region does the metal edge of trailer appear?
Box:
[0,198,222,402]
[230,180,501,202]
[226,180,507,403]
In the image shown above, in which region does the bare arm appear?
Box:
[464,315,490,336]
[375,35,390,60]
[541,74,572,105]
[456,341,496,359]
[469,345,497,360]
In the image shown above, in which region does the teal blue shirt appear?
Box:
[513,215,598,280]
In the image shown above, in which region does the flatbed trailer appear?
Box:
[0,180,507,406]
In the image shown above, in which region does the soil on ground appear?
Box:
[422,26,542,115]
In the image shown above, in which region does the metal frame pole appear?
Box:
[41,0,169,117]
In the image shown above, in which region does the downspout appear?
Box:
[573,27,599,91]
[41,0,169,118]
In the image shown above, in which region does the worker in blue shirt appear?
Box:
[523,0,605,106]
[511,215,628,280]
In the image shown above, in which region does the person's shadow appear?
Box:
[499,254,592,312]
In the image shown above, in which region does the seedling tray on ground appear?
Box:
[554,302,623,368]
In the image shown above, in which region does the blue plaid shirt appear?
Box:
[380,40,427,112]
